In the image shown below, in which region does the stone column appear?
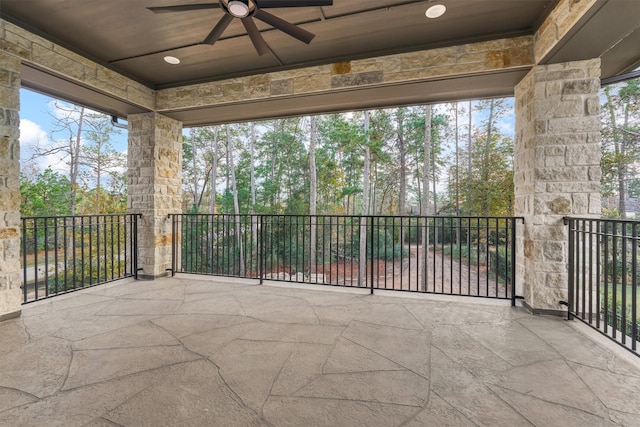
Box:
[127,113,182,279]
[0,51,22,321]
[514,59,601,314]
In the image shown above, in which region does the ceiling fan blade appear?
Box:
[148,3,220,13]
[203,14,234,45]
[257,0,332,7]
[241,18,270,56]
[254,9,315,44]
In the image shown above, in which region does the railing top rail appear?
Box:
[21,213,141,220]
[563,216,640,225]
[168,213,524,221]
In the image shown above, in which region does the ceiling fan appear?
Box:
[148,0,333,56]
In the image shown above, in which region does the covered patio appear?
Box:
[2,0,640,424]
[1,275,639,426]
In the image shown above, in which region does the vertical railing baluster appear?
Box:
[612,222,618,339]
[632,222,638,351]
[621,222,628,344]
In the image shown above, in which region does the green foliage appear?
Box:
[20,168,72,216]
[601,78,640,216]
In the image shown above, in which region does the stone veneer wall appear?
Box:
[514,59,601,313]
[127,113,183,279]
[0,19,155,111]
[534,0,598,63]
[0,51,22,319]
[156,36,533,112]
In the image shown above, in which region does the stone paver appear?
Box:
[1,275,640,426]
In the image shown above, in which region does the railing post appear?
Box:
[632,222,638,351]
[259,215,264,285]
[369,216,375,295]
[133,214,140,280]
[169,214,176,277]
[566,217,574,321]
[510,218,517,306]
[21,218,27,304]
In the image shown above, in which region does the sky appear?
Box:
[19,88,129,176]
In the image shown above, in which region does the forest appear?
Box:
[181,100,514,220]
[19,76,640,219]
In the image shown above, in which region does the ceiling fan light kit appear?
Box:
[227,1,251,18]
[149,0,333,56]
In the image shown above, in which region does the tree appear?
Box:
[358,111,371,286]
[20,168,72,216]
[33,102,86,214]
[602,79,640,218]
[80,112,124,213]
[227,124,244,275]
[309,116,318,269]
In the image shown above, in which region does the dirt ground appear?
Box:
[313,246,511,298]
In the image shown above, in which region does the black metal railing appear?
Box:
[21,214,140,303]
[566,217,639,357]
[170,214,521,303]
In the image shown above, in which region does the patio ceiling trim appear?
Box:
[162,68,530,126]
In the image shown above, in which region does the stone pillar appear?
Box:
[0,51,22,320]
[514,59,601,314]
[127,113,182,279]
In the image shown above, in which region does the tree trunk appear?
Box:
[483,99,495,217]
[397,108,407,216]
[358,111,370,287]
[467,100,473,211]
[467,101,473,248]
[309,116,317,273]
[191,129,199,211]
[250,122,258,271]
[227,125,244,275]
[607,92,627,217]
[70,106,84,215]
[421,105,432,291]
[454,102,460,247]
[210,127,219,215]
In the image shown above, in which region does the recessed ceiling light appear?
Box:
[164,56,180,65]
[426,4,446,19]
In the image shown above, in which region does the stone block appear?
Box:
[0,87,19,110]
[32,43,85,81]
[572,193,589,214]
[531,224,567,241]
[562,79,600,96]
[565,144,600,166]
[536,98,584,119]
[535,166,587,182]
[331,71,383,88]
[547,116,600,133]
[546,182,600,193]
[293,74,331,93]
[587,166,601,181]
[544,80,564,97]
[588,193,601,214]
[585,97,600,115]
[0,44,26,71]
[545,156,565,167]
[270,79,293,96]
[536,133,588,146]
[533,286,568,310]
[542,241,565,262]
[544,146,565,156]
[400,48,456,70]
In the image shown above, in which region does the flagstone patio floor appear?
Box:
[1,275,640,426]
